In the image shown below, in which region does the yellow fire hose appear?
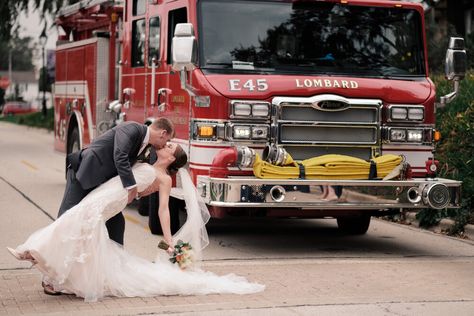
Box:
[253,153,403,180]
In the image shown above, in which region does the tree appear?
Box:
[0,31,35,71]
[0,0,80,41]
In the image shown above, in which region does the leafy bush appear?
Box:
[419,72,474,232]
[0,108,54,131]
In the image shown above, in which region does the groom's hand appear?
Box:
[127,187,138,204]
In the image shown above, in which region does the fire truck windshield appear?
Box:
[198,0,426,78]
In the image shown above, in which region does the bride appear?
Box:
[7,143,264,302]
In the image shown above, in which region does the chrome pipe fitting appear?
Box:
[407,187,421,204]
[269,185,286,202]
[262,144,288,166]
[422,183,450,209]
[236,146,256,168]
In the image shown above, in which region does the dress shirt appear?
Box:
[126,126,150,191]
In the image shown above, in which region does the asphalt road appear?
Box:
[1,121,474,315]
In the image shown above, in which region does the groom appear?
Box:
[58,117,174,245]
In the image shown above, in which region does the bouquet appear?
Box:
[158,240,195,269]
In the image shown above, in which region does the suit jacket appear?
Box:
[73,122,148,190]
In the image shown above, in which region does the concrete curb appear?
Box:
[404,212,474,240]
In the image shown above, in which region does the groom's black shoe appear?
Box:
[42,281,62,296]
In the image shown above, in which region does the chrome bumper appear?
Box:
[196,176,461,210]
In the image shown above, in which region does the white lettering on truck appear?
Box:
[295,79,359,89]
[229,79,269,92]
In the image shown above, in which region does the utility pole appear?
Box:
[39,26,48,117]
[8,48,12,97]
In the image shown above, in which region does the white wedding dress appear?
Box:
[11,163,264,302]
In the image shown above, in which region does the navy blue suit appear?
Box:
[58,122,148,245]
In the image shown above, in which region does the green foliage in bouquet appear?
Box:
[158,240,195,269]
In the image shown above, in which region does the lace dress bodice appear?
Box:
[77,163,156,221]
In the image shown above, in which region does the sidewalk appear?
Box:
[2,263,270,316]
[2,255,474,316]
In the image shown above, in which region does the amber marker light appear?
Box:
[395,4,402,7]
[111,12,118,23]
[433,130,441,142]
[341,0,348,3]
[198,125,215,138]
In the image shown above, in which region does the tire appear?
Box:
[65,127,80,177]
[148,194,184,235]
[67,127,80,155]
[337,215,371,235]
[138,196,150,216]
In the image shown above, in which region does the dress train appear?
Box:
[9,164,264,302]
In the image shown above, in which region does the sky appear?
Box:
[18,4,57,68]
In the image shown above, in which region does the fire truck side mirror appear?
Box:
[171,23,197,71]
[439,37,467,106]
[445,37,467,81]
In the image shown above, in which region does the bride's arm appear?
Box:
[157,175,173,247]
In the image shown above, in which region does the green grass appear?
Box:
[0,108,54,131]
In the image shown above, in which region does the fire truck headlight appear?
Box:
[408,108,424,121]
[233,125,252,139]
[252,126,269,139]
[390,129,406,142]
[252,103,269,117]
[407,129,423,142]
[230,100,270,118]
[390,107,408,120]
[389,105,424,122]
[232,102,252,117]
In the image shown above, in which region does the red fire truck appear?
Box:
[54,0,466,234]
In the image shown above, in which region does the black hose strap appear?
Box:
[298,163,306,179]
[369,160,377,180]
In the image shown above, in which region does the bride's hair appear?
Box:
[168,145,187,175]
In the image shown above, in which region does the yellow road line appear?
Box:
[124,213,150,232]
[21,160,38,171]
[124,213,141,224]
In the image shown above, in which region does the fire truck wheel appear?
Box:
[138,196,150,216]
[336,215,371,235]
[67,127,80,155]
[148,193,184,235]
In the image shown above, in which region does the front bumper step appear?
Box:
[196,176,461,210]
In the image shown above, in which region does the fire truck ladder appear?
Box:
[58,0,123,18]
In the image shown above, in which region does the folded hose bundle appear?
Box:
[253,153,403,180]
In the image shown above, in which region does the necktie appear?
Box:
[137,144,152,162]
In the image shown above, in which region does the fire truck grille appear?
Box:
[273,96,382,160]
